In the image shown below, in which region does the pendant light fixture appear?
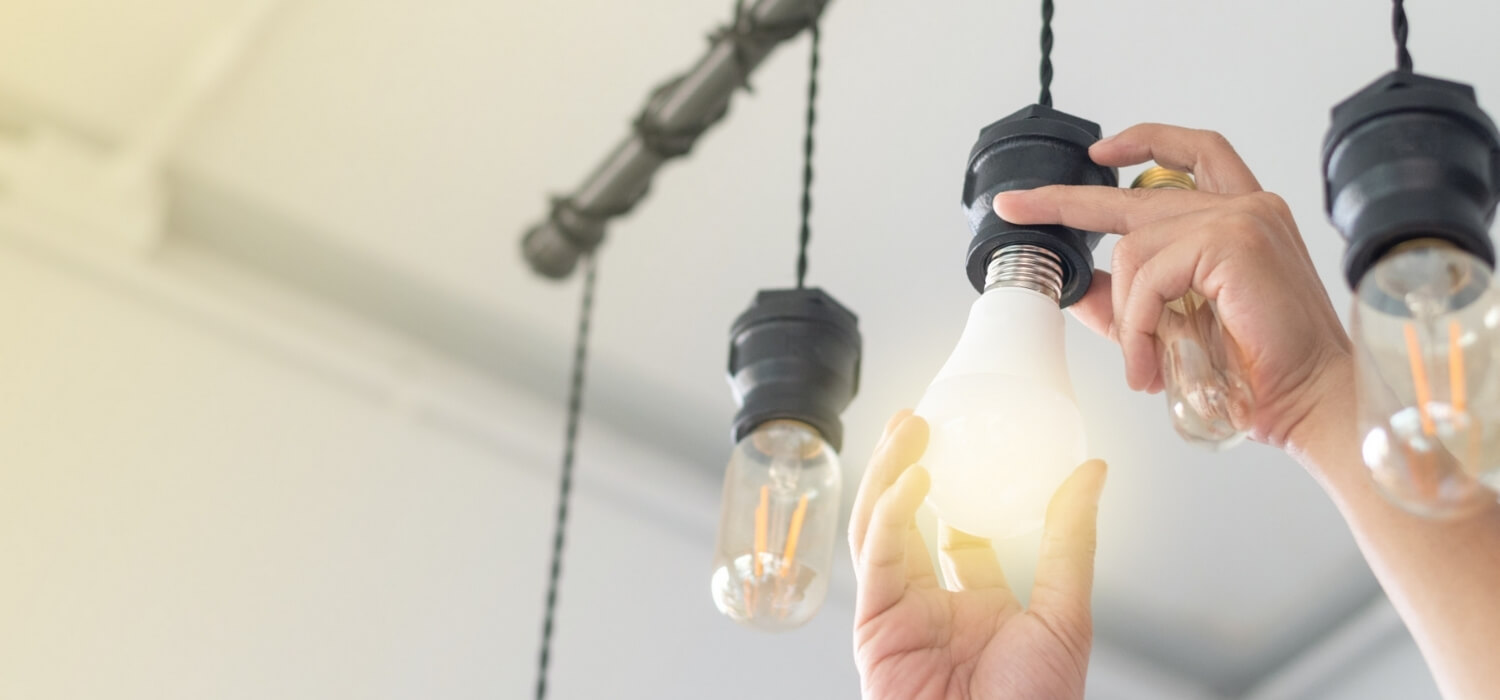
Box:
[1321,0,1500,516]
[911,0,1113,540]
[709,13,863,632]
[524,1,838,688]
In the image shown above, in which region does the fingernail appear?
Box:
[992,190,1024,211]
[1094,132,1119,146]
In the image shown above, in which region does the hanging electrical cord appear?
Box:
[533,254,598,700]
[1392,0,1413,72]
[795,23,821,289]
[1038,0,1055,107]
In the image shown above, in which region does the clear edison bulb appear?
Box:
[915,246,1087,539]
[710,420,841,631]
[1353,239,1500,517]
[1132,166,1254,450]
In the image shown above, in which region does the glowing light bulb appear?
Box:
[710,420,841,631]
[914,245,1087,539]
[1353,240,1500,516]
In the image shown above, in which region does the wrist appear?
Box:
[1281,351,1361,492]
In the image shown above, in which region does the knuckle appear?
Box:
[1197,128,1233,150]
[1256,191,1294,220]
[1237,191,1288,218]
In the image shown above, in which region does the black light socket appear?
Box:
[727,288,861,453]
[962,104,1118,307]
[1323,71,1500,288]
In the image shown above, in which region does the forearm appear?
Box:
[1288,359,1500,699]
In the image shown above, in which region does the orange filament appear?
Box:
[1450,321,1482,471]
[1449,321,1467,415]
[754,485,769,578]
[779,495,810,577]
[1404,323,1437,436]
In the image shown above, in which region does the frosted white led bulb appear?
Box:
[915,246,1087,539]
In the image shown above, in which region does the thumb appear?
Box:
[1030,460,1108,628]
[1068,270,1115,341]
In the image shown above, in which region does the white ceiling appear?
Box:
[4,0,1496,694]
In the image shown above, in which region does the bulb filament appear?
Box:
[1403,322,1437,436]
[752,485,813,580]
[1400,319,1480,472]
[1449,320,1467,415]
[779,495,810,577]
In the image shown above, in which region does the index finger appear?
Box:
[1090,123,1262,194]
[993,185,1218,236]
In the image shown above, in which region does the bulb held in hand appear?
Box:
[915,250,1088,540]
[1132,167,1255,449]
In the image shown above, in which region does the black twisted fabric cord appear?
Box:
[534,254,597,700]
[796,23,821,289]
[633,0,815,161]
[546,1,826,252]
[1393,0,1413,72]
[1039,0,1055,107]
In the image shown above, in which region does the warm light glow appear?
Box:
[915,287,1087,540]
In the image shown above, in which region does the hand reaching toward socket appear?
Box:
[850,410,1107,700]
[992,123,1353,451]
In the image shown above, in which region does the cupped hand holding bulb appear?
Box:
[992,123,1353,453]
[850,411,1107,700]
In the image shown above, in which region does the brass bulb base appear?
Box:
[1131,166,1196,191]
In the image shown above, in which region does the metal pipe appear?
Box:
[520,0,829,279]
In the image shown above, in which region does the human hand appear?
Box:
[992,123,1353,451]
[850,410,1108,700]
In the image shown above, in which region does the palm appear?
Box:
[856,559,1089,700]
[849,413,1105,700]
